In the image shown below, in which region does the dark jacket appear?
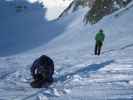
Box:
[31,55,54,80]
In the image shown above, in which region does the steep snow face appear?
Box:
[0,1,69,57]
[0,1,47,56]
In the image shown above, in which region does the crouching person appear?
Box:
[30,55,54,88]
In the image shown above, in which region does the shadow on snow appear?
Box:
[56,60,114,82]
[0,0,74,57]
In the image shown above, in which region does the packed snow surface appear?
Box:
[0,1,133,100]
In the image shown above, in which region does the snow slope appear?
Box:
[0,1,133,100]
[0,0,71,57]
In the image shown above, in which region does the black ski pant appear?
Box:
[95,41,103,55]
[31,74,53,88]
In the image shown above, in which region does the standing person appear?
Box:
[95,29,105,55]
[30,55,54,88]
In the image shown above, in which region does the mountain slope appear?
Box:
[59,0,132,24]
[0,0,70,57]
[0,1,133,100]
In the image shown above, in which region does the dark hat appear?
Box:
[99,29,103,32]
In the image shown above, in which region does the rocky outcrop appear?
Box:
[58,0,95,19]
[58,0,132,24]
[84,0,132,24]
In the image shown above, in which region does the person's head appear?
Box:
[99,29,103,33]
[39,55,47,65]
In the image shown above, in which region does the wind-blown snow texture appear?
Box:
[0,1,133,100]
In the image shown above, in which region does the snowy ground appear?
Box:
[0,1,133,100]
[1,43,133,100]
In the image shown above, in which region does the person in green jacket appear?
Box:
[95,29,105,55]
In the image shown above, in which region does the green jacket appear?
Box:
[95,31,105,42]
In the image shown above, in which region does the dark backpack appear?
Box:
[31,55,54,79]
